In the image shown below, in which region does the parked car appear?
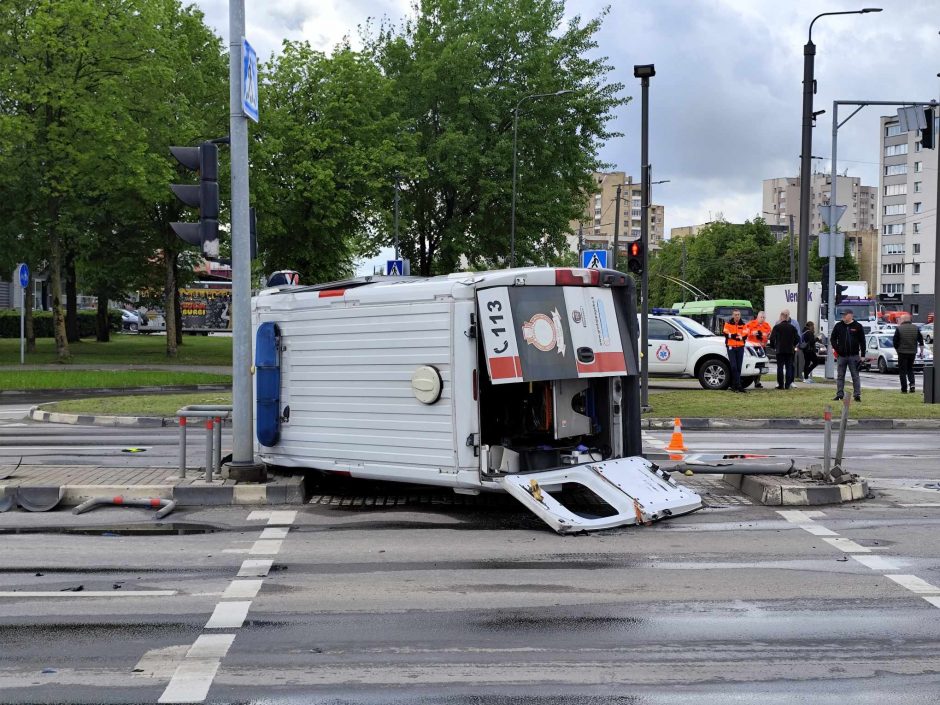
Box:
[116,308,141,332]
[921,323,933,345]
[644,314,767,390]
[862,333,933,373]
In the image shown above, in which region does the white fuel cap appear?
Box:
[411,365,443,404]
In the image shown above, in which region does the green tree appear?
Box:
[367,0,626,275]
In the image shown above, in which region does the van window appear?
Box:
[648,319,677,340]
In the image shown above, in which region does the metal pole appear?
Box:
[510,104,520,268]
[639,72,652,411]
[933,103,940,403]
[393,174,400,260]
[825,101,839,380]
[213,416,222,476]
[19,290,25,365]
[823,405,832,477]
[228,0,259,477]
[797,38,815,331]
[789,214,795,283]
[834,398,850,468]
[612,184,622,269]
[178,416,187,479]
[205,417,214,482]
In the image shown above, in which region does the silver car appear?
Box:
[862,334,933,373]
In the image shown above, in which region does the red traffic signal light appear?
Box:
[627,240,643,274]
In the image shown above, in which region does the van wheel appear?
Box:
[878,357,888,374]
[698,358,730,390]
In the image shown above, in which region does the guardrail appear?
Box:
[177,405,233,482]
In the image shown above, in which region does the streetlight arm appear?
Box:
[808,8,881,43]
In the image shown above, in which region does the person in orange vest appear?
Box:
[722,309,749,393]
[745,311,771,388]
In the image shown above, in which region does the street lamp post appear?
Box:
[798,9,881,328]
[510,90,574,268]
[634,63,655,411]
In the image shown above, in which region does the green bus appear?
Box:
[671,299,755,336]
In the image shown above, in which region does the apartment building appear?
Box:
[569,171,665,257]
[762,174,877,238]
[879,115,937,319]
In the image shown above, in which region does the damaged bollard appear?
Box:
[72,496,176,519]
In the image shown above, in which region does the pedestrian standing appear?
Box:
[769,308,800,389]
[723,308,749,393]
[800,321,819,383]
[745,311,771,389]
[892,314,924,394]
[830,308,866,402]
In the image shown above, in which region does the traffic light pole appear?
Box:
[634,64,654,412]
[227,0,263,479]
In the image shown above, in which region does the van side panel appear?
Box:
[259,299,457,483]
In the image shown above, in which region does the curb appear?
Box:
[29,406,179,428]
[2,383,230,398]
[1,474,305,510]
[721,473,869,506]
[645,417,940,430]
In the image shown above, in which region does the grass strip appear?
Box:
[0,370,231,391]
[0,334,232,366]
[647,386,940,419]
[46,392,233,417]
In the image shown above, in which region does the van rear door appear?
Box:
[500,456,701,534]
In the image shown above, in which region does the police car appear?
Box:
[644,311,767,390]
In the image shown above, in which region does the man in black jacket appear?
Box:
[769,309,800,389]
[892,314,924,393]
[830,309,866,402]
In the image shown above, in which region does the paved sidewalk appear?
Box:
[0,465,304,512]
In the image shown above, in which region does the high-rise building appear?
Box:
[878,114,937,319]
[762,174,877,238]
[568,171,665,259]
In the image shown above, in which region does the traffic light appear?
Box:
[835,283,848,306]
[170,143,219,259]
[627,240,643,274]
[920,107,936,150]
[821,265,830,304]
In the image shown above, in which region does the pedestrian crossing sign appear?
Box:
[242,38,259,123]
[386,259,404,276]
[581,249,608,270]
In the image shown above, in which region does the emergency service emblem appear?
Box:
[656,344,671,361]
[571,309,583,325]
[522,309,567,356]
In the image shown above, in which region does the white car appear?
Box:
[644,314,767,390]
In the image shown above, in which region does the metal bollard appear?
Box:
[823,405,832,477]
[834,398,851,469]
[205,417,215,483]
[212,416,222,477]
[178,416,187,479]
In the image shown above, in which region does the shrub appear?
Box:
[0,310,121,338]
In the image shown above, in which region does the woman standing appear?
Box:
[801,321,819,383]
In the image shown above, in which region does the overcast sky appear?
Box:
[193,0,940,268]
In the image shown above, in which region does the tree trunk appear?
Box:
[24,271,36,353]
[49,233,70,362]
[95,286,110,342]
[164,248,178,358]
[65,248,79,343]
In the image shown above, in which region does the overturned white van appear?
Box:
[251,267,701,533]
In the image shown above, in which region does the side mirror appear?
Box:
[669,332,684,341]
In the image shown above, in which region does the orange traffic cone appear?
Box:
[665,417,688,453]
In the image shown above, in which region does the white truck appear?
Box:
[251,266,702,534]
[764,281,872,336]
[646,313,767,389]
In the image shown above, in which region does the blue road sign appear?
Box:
[581,250,608,269]
[386,260,404,276]
[242,38,259,123]
[16,263,29,288]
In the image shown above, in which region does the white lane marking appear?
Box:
[246,510,270,522]
[249,539,283,555]
[822,537,871,553]
[221,548,251,554]
[266,510,296,525]
[923,596,940,609]
[885,574,940,594]
[897,503,940,507]
[852,555,901,571]
[259,527,289,540]
[205,601,251,629]
[0,590,175,598]
[222,580,262,599]
[237,559,273,578]
[186,634,236,659]
[777,510,839,536]
[158,659,222,703]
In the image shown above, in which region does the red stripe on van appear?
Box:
[489,356,522,380]
[577,351,626,374]
[318,289,345,298]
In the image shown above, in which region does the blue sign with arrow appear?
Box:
[581,250,608,270]
[16,263,29,288]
